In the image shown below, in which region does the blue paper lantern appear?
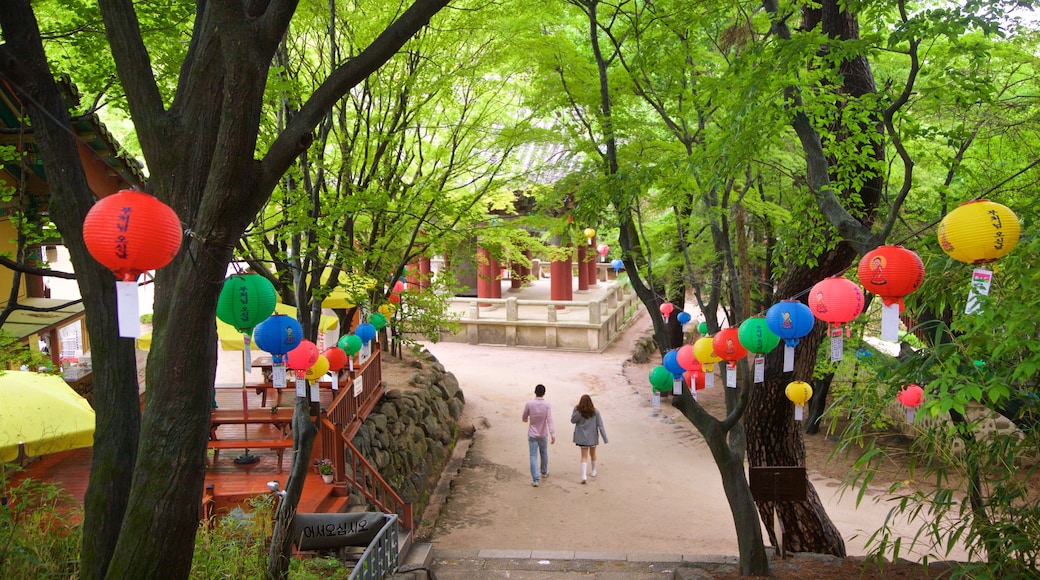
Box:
[355,323,377,345]
[676,311,692,326]
[254,314,303,359]
[610,258,624,272]
[663,349,684,378]
[765,300,816,347]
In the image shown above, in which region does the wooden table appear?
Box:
[209,407,295,440]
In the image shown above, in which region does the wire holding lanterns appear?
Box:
[937,199,1021,314]
[82,189,183,338]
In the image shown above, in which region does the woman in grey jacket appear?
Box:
[571,394,608,484]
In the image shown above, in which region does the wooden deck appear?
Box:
[20,385,350,517]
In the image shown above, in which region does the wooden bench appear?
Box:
[207,439,293,472]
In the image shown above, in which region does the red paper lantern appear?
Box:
[712,328,748,362]
[897,384,924,408]
[683,370,706,391]
[83,190,182,281]
[323,347,348,372]
[286,340,319,376]
[809,277,864,331]
[857,245,924,311]
[676,344,701,371]
[660,302,675,320]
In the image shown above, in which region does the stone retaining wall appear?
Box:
[347,349,465,526]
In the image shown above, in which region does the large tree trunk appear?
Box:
[0,7,141,578]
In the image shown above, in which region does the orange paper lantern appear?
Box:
[712,328,748,362]
[937,200,1020,265]
[857,245,924,311]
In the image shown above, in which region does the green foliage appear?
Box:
[0,468,82,580]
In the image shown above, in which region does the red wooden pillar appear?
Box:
[477,246,494,300]
[587,237,598,286]
[406,258,421,290]
[489,254,502,298]
[577,244,590,291]
[419,257,431,289]
[550,245,573,302]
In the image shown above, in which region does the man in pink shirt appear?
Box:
[522,384,555,487]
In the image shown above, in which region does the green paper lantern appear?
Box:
[216,274,277,334]
[368,312,388,331]
[697,321,709,335]
[338,334,363,356]
[649,365,672,392]
[737,317,781,354]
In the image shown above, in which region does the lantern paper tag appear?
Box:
[881,304,900,342]
[353,375,363,397]
[754,357,765,383]
[331,373,339,391]
[705,372,714,388]
[672,378,682,396]
[794,405,804,421]
[830,329,844,362]
[651,392,661,410]
[243,336,252,369]
[348,356,354,373]
[272,364,287,389]
[966,267,992,315]
[309,382,320,403]
[726,362,737,388]
[783,346,795,372]
[116,281,141,338]
[296,376,307,398]
[906,409,916,424]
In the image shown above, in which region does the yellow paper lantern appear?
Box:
[378,303,397,318]
[693,336,722,372]
[937,200,1020,265]
[785,381,813,406]
[305,354,330,381]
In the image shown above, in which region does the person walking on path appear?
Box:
[571,394,608,484]
[522,384,555,487]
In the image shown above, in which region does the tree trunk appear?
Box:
[0,7,141,578]
[269,396,319,579]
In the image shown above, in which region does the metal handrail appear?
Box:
[347,514,399,580]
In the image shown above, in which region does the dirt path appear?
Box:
[417,313,938,559]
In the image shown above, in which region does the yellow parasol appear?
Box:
[1,370,96,462]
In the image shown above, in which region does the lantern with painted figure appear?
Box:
[808,277,864,362]
[937,200,1021,314]
[676,344,701,372]
[897,383,925,424]
[286,340,319,378]
[765,300,815,372]
[83,189,182,337]
[738,317,781,383]
[785,380,813,421]
[712,328,747,388]
[254,314,303,389]
[693,336,722,388]
[857,246,924,341]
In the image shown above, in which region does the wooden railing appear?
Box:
[318,342,412,530]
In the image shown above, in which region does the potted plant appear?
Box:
[315,458,334,483]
